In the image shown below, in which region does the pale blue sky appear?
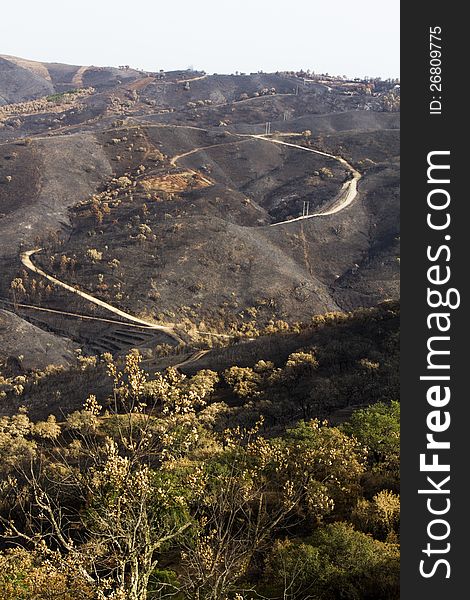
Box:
[1,0,399,78]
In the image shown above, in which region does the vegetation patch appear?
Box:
[140,171,212,193]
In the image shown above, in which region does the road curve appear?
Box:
[21,249,183,343]
[246,135,361,226]
[169,136,255,187]
[172,349,210,370]
[170,130,361,227]
[169,137,249,168]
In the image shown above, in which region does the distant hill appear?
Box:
[0,54,143,104]
[0,55,55,103]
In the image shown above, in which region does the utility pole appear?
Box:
[302,200,310,217]
[265,121,272,135]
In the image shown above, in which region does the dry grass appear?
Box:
[140,171,211,193]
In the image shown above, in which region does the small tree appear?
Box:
[179,422,306,600]
[263,523,399,600]
[10,277,26,309]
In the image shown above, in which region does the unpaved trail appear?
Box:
[175,73,208,84]
[172,349,210,370]
[245,134,361,226]
[127,76,156,91]
[21,249,182,343]
[71,66,89,88]
[185,91,296,114]
[169,130,361,225]
[20,250,233,364]
[169,136,253,186]
[0,298,165,330]
[170,137,249,167]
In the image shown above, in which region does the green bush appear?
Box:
[263,523,399,600]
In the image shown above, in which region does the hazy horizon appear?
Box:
[1,0,400,79]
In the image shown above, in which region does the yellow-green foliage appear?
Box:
[264,523,399,600]
[352,490,400,541]
[0,344,399,600]
[0,548,94,600]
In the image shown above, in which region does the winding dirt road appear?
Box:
[246,134,361,226]
[20,249,183,343]
[169,137,250,167]
[172,349,210,370]
[170,129,361,226]
[20,249,233,350]
[169,135,256,187]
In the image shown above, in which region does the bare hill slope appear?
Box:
[0,55,399,370]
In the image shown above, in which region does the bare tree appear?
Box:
[178,424,305,600]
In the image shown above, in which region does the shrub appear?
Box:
[86,248,103,262]
[263,523,399,600]
[351,490,400,541]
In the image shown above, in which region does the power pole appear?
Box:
[265,121,272,135]
[302,200,310,217]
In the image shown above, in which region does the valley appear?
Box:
[0,32,401,598]
[0,54,399,403]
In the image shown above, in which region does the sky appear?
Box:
[0,0,400,79]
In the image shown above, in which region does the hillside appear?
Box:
[0,54,143,104]
[0,54,400,600]
[1,300,399,424]
[0,55,399,372]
